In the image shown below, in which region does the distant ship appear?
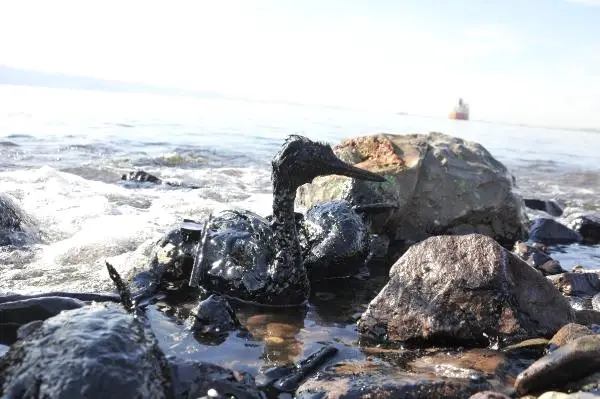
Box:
[449,98,469,120]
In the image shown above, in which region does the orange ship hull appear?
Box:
[449,111,469,120]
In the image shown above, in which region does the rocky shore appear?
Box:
[2,132,600,398]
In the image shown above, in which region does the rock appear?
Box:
[0,296,85,345]
[548,323,594,350]
[513,241,564,275]
[302,200,370,281]
[574,310,600,326]
[358,234,574,347]
[0,193,37,246]
[295,358,491,399]
[569,213,600,244]
[121,170,162,184]
[185,294,240,337]
[469,391,511,399]
[547,273,600,296]
[296,133,528,247]
[529,218,582,245]
[563,369,600,395]
[524,199,564,217]
[514,334,600,396]
[503,338,549,359]
[0,303,172,398]
[169,359,262,399]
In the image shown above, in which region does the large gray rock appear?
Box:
[358,234,574,346]
[296,133,528,247]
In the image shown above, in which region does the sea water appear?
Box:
[1,84,599,376]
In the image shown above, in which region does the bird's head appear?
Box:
[272,135,384,189]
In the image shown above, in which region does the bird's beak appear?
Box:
[328,158,385,182]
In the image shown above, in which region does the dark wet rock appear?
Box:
[295,357,491,399]
[503,338,549,359]
[469,391,512,399]
[358,234,574,347]
[121,170,163,184]
[296,133,528,247]
[0,296,85,345]
[524,199,563,217]
[186,294,240,337]
[169,359,263,399]
[529,218,582,245]
[0,193,37,246]
[548,323,594,351]
[514,334,600,396]
[0,194,26,231]
[562,370,600,395]
[547,273,600,296]
[0,303,172,398]
[121,170,201,190]
[568,213,600,244]
[302,200,370,281]
[513,241,564,275]
[574,310,600,326]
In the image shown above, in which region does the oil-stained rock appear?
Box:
[529,218,582,245]
[568,213,600,244]
[512,241,564,276]
[0,303,172,398]
[295,358,491,399]
[358,234,574,347]
[296,133,528,247]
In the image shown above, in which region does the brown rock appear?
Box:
[549,323,594,349]
[514,335,600,396]
[358,234,574,346]
[297,133,528,246]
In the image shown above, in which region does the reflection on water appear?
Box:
[240,308,306,367]
[147,267,389,377]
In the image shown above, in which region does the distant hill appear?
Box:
[0,64,225,99]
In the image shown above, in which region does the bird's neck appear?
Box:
[271,178,302,262]
[269,173,308,302]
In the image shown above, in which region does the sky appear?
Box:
[0,0,599,127]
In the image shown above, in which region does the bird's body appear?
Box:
[303,200,370,282]
[191,135,384,306]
